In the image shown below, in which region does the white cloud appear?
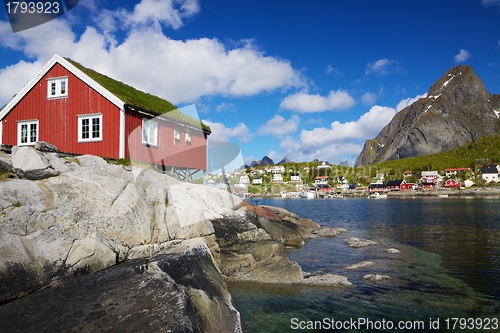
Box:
[202,120,252,143]
[0,60,44,105]
[258,115,299,137]
[0,0,305,106]
[279,105,396,163]
[361,91,377,105]
[216,102,237,112]
[454,49,471,63]
[365,58,396,76]
[279,90,355,113]
[396,93,427,112]
[482,0,500,7]
[266,150,278,160]
[126,0,199,29]
[326,64,341,75]
[114,0,200,31]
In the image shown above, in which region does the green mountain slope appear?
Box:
[364,134,500,177]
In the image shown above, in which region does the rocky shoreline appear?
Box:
[0,144,354,332]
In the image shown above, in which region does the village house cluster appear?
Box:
[204,162,500,197]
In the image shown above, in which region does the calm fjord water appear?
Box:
[229,197,500,332]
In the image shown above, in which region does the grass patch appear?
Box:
[104,158,131,166]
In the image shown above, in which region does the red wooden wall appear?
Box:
[125,110,207,170]
[1,63,121,158]
[2,62,208,170]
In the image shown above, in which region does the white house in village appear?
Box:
[250,169,264,176]
[373,173,386,184]
[239,175,250,185]
[480,164,500,183]
[290,174,302,182]
[252,178,263,185]
[317,162,331,170]
[421,171,442,185]
[268,166,285,173]
[445,167,470,178]
[272,173,283,183]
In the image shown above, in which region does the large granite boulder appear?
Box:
[0,238,241,333]
[11,146,58,180]
[0,150,244,303]
[212,212,350,287]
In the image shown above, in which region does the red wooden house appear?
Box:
[0,54,210,181]
[385,180,415,191]
[442,179,463,188]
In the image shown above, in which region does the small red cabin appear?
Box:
[0,54,210,181]
[443,179,463,188]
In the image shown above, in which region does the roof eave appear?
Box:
[0,54,125,120]
[124,103,211,134]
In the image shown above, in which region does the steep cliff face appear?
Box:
[355,65,500,166]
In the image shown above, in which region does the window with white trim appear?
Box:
[185,132,191,144]
[174,129,180,141]
[18,120,38,145]
[78,114,102,142]
[47,77,68,99]
[142,119,158,146]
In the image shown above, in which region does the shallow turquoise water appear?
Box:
[229,197,500,332]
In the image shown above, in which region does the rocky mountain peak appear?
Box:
[249,155,275,167]
[355,65,499,167]
[427,65,489,105]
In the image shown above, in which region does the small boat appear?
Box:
[370,192,388,199]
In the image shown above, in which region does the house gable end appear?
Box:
[0,54,124,121]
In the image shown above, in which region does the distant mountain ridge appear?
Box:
[355,65,500,167]
[249,156,274,168]
[247,156,291,168]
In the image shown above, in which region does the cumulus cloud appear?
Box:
[365,58,397,76]
[0,0,304,106]
[361,91,377,105]
[125,0,200,30]
[258,115,299,137]
[279,90,355,113]
[201,120,252,143]
[0,60,45,104]
[279,105,396,163]
[396,93,427,112]
[454,49,471,63]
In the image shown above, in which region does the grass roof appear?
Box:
[66,58,210,133]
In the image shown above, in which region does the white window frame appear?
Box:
[142,119,158,146]
[174,129,181,141]
[185,132,191,144]
[78,114,102,142]
[18,120,39,146]
[47,77,68,99]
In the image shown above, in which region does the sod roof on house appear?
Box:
[66,58,210,133]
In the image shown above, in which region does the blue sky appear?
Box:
[1,0,499,167]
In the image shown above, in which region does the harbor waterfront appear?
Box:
[228,196,500,332]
